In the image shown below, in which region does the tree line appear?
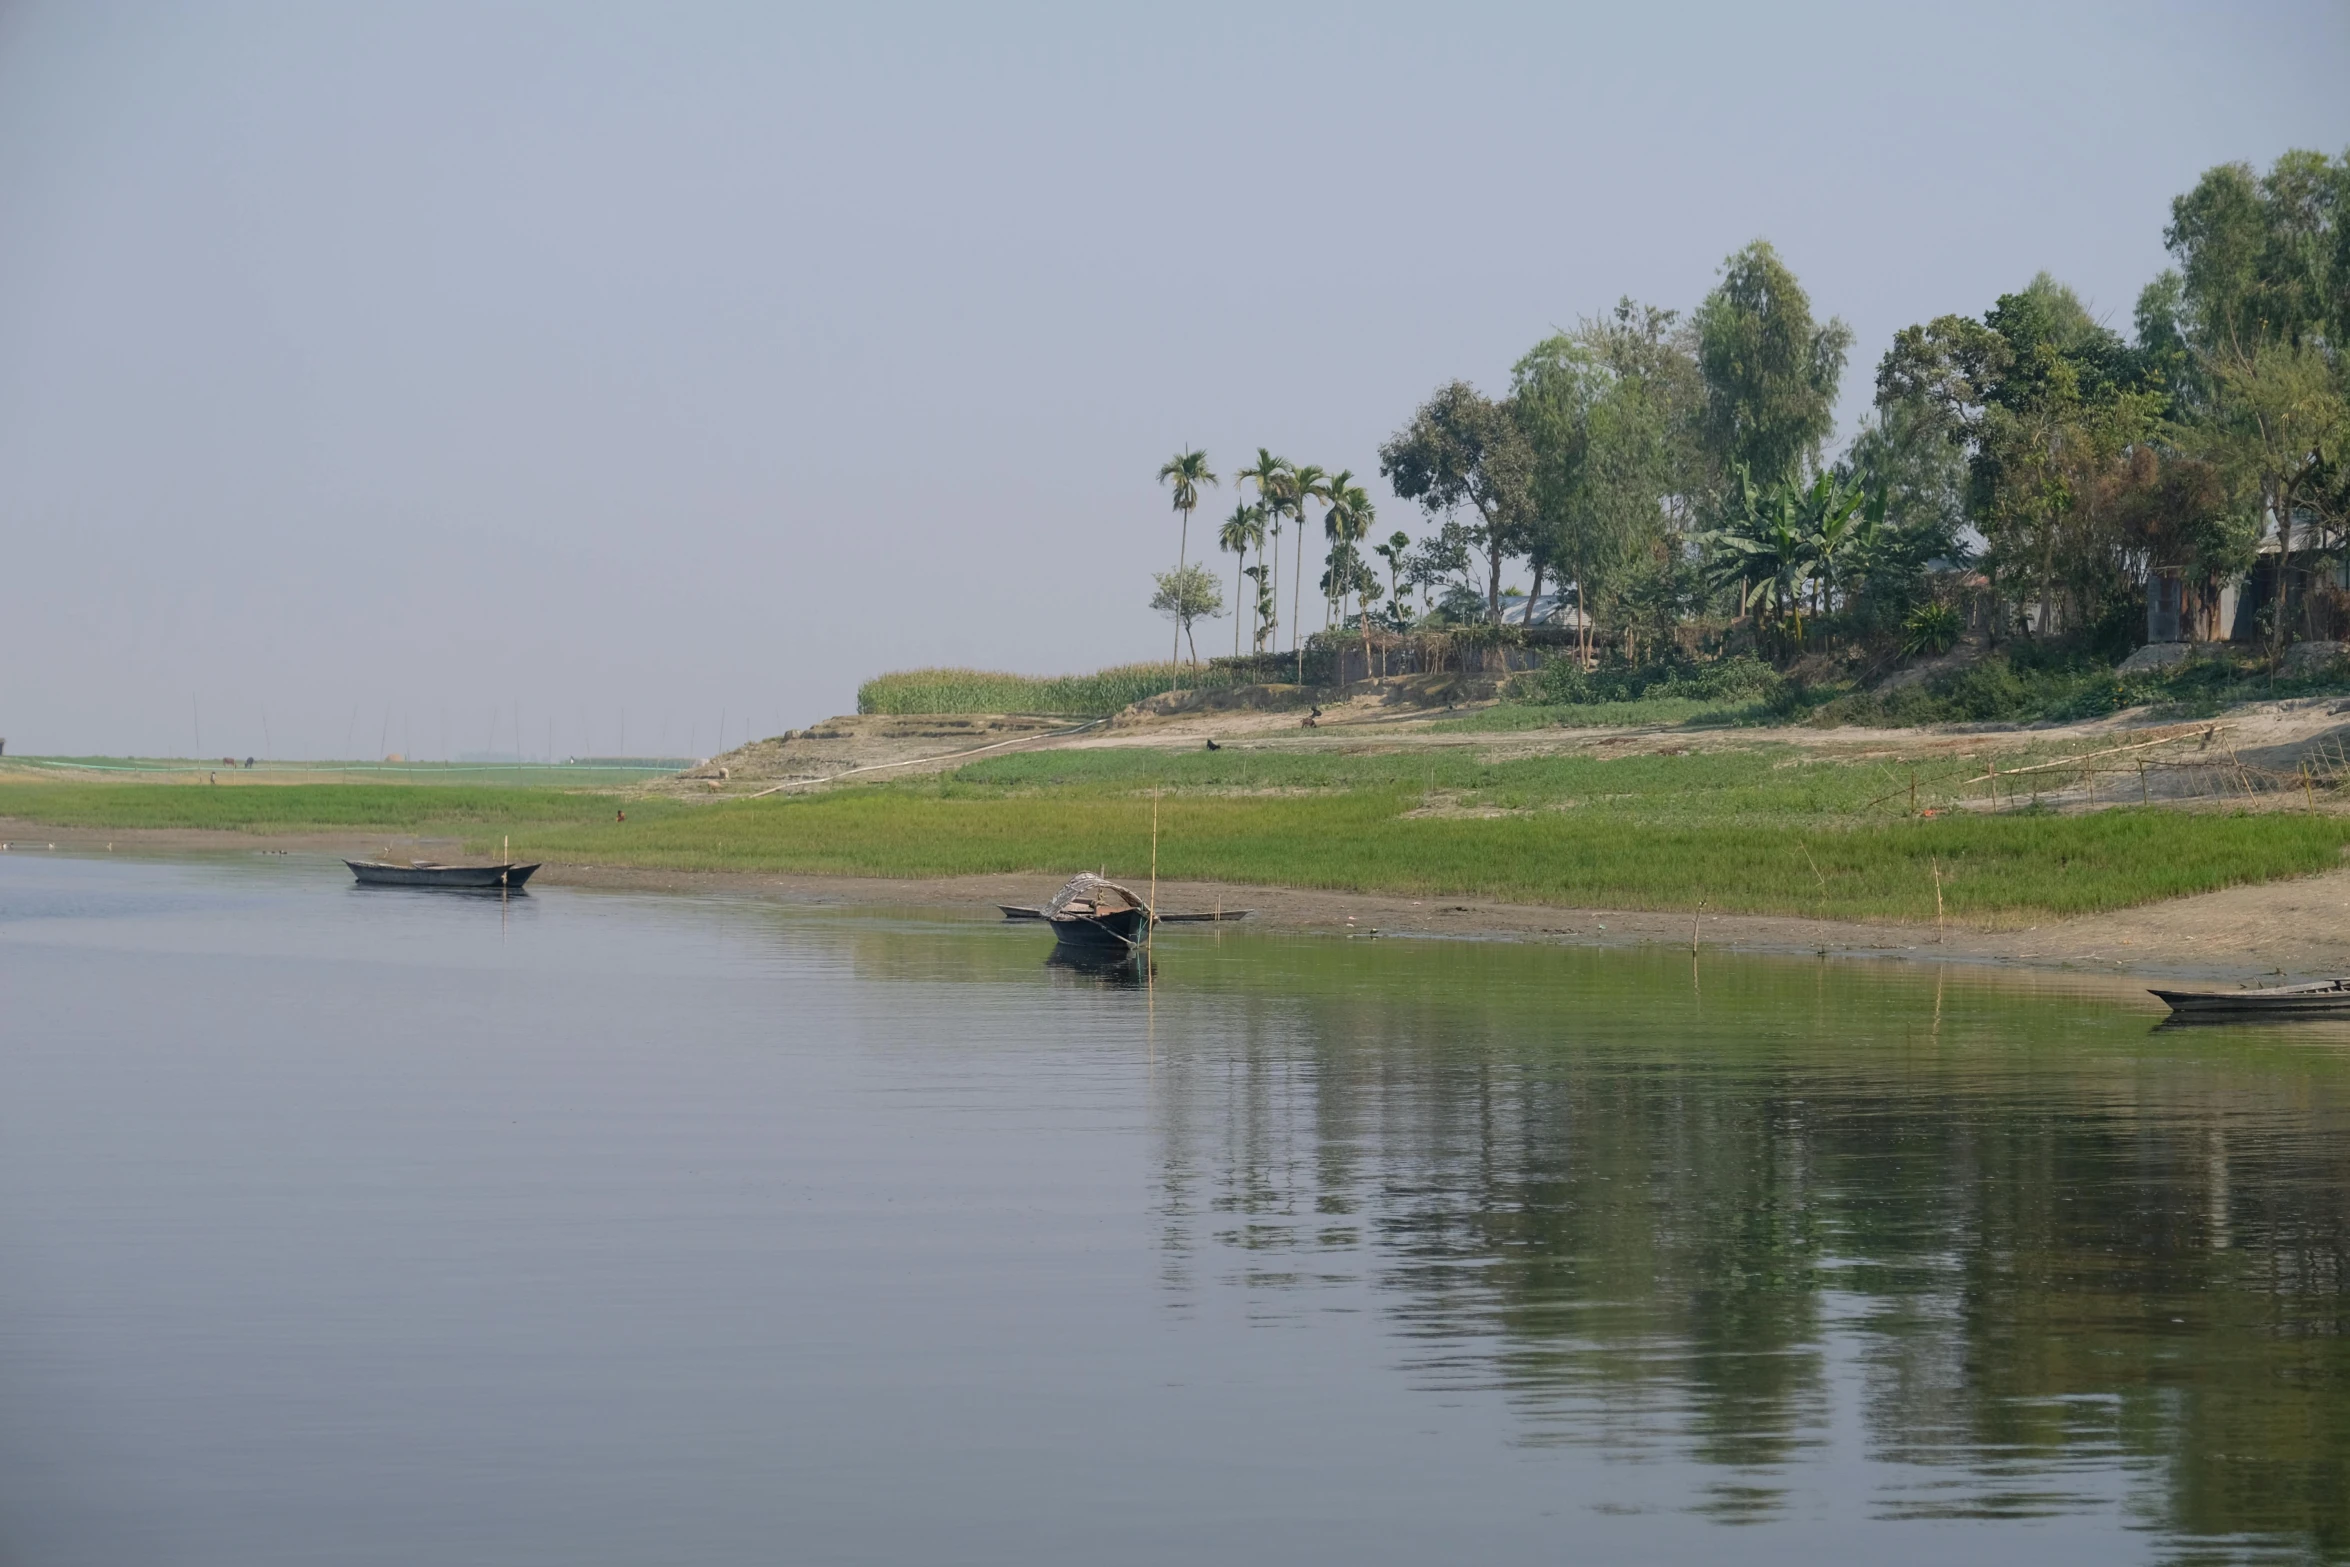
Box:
[1152,149,2350,676]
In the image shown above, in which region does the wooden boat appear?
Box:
[1037,874,1152,953]
[2149,977,2350,1019]
[999,903,1248,923]
[345,859,540,889]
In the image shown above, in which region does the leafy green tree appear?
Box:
[1880,275,2162,639]
[1403,521,1479,620]
[2143,152,2350,649]
[1156,449,1218,667]
[1218,501,1269,656]
[1379,381,1535,624]
[1148,562,1226,665]
[1372,530,1413,623]
[1837,394,1970,630]
[2159,152,2346,357]
[1693,241,1853,491]
[2202,338,2350,648]
[1514,301,1704,660]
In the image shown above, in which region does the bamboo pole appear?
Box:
[1958,726,2213,787]
[1930,856,1945,940]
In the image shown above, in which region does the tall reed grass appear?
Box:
[856,663,1246,717]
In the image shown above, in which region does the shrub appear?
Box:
[1813,643,2350,728]
[1514,652,1784,708]
[1899,603,1962,658]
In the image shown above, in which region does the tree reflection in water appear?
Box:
[1142,941,2350,1552]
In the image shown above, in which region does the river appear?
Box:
[2,852,2345,1564]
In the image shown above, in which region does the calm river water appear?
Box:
[2,852,2347,1565]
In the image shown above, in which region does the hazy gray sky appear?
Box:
[3,1,2346,758]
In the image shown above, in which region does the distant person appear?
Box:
[616,809,626,823]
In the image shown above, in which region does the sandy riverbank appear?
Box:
[11,817,2348,986]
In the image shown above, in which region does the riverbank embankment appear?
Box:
[9,817,2348,986]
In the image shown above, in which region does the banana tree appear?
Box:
[1706,469,1815,650]
[1794,469,1870,617]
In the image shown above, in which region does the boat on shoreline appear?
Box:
[1030,874,1152,954]
[998,903,1248,924]
[2149,977,2350,1020]
[345,859,540,890]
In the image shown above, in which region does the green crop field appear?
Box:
[856,663,1251,717]
[7,743,2345,926]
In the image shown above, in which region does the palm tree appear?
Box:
[1322,482,1379,677]
[1319,471,1365,627]
[1235,450,1291,654]
[1280,463,1328,682]
[1218,501,1268,657]
[1156,449,1217,667]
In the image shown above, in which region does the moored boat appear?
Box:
[2149,977,2350,1020]
[999,902,1248,923]
[345,859,540,889]
[1037,873,1152,952]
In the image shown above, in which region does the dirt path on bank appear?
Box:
[11,817,2347,987]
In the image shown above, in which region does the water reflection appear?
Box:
[1044,946,1153,985]
[1119,940,2350,1551]
[12,856,2345,1563]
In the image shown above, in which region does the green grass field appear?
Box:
[2,758,683,788]
[1428,697,1775,731]
[7,743,2344,925]
[856,663,1263,716]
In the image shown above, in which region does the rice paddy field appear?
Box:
[7,743,2346,925]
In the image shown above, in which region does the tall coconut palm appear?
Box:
[1235,449,1290,652]
[1156,449,1217,667]
[1279,463,1329,682]
[1218,501,1268,657]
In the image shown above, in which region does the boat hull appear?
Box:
[346,860,541,889]
[1048,907,1147,951]
[2150,982,2350,1019]
[1002,904,1245,923]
